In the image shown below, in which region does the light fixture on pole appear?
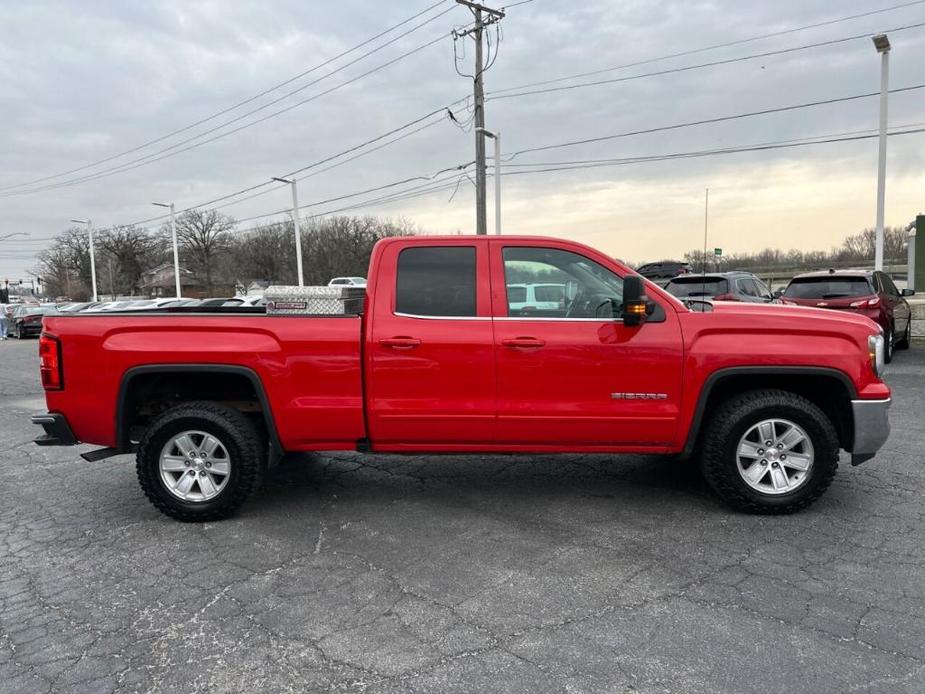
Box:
[476,128,501,235]
[152,202,180,298]
[0,233,26,242]
[70,219,98,302]
[872,33,890,271]
[271,177,305,286]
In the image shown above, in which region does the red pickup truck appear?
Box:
[32,236,891,521]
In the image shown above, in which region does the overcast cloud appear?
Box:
[1,0,924,279]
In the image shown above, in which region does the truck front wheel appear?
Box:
[136,402,266,522]
[700,389,839,514]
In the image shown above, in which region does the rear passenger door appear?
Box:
[366,242,496,447]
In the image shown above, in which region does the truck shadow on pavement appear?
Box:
[247,451,718,517]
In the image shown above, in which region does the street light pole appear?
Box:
[0,233,26,242]
[271,177,304,286]
[873,33,891,271]
[476,128,501,235]
[70,219,98,301]
[153,202,180,298]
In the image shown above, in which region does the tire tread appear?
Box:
[700,389,838,515]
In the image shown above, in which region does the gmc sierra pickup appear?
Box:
[32,236,891,521]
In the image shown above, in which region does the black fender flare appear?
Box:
[115,364,283,455]
[681,366,857,458]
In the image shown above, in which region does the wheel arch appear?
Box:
[682,366,857,457]
[116,364,283,455]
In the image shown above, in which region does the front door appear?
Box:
[490,241,683,448]
[366,241,496,447]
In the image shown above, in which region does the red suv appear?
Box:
[781,270,914,362]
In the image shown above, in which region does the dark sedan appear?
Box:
[9,305,48,338]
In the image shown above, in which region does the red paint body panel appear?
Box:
[43,315,365,450]
[41,235,890,456]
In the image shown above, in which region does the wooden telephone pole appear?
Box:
[455,0,504,235]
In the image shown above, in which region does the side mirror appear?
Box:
[623,275,647,327]
[772,289,783,299]
[565,279,580,301]
[902,288,915,297]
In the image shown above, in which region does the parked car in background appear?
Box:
[507,283,566,314]
[781,270,913,362]
[665,272,775,303]
[328,277,367,287]
[9,304,48,338]
[635,261,693,281]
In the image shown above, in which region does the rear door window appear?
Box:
[395,246,477,317]
[737,279,760,297]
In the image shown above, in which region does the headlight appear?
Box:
[868,334,885,378]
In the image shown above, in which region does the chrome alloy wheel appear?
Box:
[735,418,814,495]
[159,430,231,502]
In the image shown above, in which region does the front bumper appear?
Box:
[31,412,78,446]
[850,398,891,466]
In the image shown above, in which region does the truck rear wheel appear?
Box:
[700,389,839,514]
[136,402,266,522]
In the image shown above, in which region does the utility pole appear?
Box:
[455,0,504,235]
[476,128,501,234]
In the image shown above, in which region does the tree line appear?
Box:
[681,226,911,273]
[35,212,416,300]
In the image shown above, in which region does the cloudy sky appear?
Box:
[1,0,924,279]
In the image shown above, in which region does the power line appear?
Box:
[126,102,467,226]
[126,84,925,232]
[506,84,925,159]
[500,127,925,175]
[0,0,453,193]
[1,23,462,197]
[490,0,925,95]
[489,21,925,101]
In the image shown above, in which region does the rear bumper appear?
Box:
[850,398,891,466]
[31,412,78,446]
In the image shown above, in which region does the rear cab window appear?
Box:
[783,277,874,299]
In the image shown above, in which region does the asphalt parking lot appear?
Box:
[1,339,924,693]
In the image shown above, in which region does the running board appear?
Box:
[80,447,121,462]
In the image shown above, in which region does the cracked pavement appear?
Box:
[1,338,924,692]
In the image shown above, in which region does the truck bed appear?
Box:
[42,313,367,451]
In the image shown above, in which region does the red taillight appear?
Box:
[850,296,881,308]
[712,293,738,301]
[39,334,63,390]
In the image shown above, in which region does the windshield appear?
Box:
[666,278,728,298]
[784,277,873,299]
[22,307,45,315]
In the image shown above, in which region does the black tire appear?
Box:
[136,401,266,522]
[895,319,911,351]
[884,326,894,364]
[700,389,839,514]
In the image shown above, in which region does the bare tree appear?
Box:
[164,210,234,292]
[98,225,164,296]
